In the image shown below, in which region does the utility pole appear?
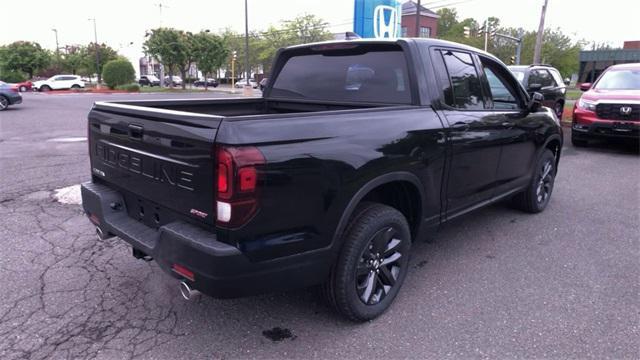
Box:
[52,29,60,63]
[516,29,524,65]
[414,0,421,37]
[533,0,549,64]
[483,19,489,52]
[89,18,101,86]
[244,0,250,84]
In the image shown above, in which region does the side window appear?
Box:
[440,50,484,110]
[480,58,522,110]
[530,69,554,87]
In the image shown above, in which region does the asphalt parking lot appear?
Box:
[1,92,638,359]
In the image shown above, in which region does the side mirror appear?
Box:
[564,78,570,86]
[528,83,542,92]
[579,82,592,91]
[528,92,543,112]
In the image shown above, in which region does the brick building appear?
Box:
[400,1,439,38]
[577,40,640,83]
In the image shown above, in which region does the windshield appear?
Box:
[595,69,640,90]
[510,69,526,83]
[271,45,412,104]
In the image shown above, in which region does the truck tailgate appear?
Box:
[88,103,221,227]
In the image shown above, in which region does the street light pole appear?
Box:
[89,18,101,86]
[244,0,250,83]
[52,29,60,63]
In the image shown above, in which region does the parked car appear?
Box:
[508,64,567,118]
[81,38,561,321]
[571,63,640,146]
[138,75,160,87]
[0,81,23,111]
[32,75,85,92]
[234,78,258,88]
[11,80,33,92]
[164,76,183,86]
[193,78,219,88]
[259,78,268,91]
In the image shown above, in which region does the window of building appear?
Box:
[401,27,408,37]
[419,27,431,38]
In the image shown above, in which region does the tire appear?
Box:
[554,101,564,119]
[512,149,556,213]
[19,85,27,92]
[324,203,411,322]
[40,85,51,92]
[571,133,588,147]
[71,84,81,90]
[0,96,8,111]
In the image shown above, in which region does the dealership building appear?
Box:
[577,41,640,83]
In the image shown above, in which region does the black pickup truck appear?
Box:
[81,39,562,321]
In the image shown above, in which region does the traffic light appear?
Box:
[232,51,237,61]
[477,25,485,36]
[489,28,497,39]
[463,26,471,38]
[510,55,516,64]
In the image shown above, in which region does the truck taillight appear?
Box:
[215,145,265,227]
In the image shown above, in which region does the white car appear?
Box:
[164,76,183,86]
[33,75,85,92]
[234,78,258,88]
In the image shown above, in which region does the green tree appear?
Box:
[436,8,459,37]
[85,43,118,83]
[144,28,192,88]
[191,31,228,89]
[0,41,50,79]
[102,58,135,89]
[61,45,89,75]
[282,14,333,44]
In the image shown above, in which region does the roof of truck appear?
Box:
[285,38,495,60]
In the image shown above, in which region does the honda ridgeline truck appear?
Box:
[81,39,562,321]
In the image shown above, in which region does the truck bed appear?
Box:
[95,97,395,120]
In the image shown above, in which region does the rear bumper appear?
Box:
[81,181,331,298]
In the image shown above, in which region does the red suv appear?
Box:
[572,63,640,146]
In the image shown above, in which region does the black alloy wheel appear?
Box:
[554,102,564,118]
[512,149,556,213]
[0,96,8,111]
[324,203,411,321]
[535,158,554,206]
[356,227,404,305]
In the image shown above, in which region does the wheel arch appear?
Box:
[331,172,426,248]
[542,133,563,168]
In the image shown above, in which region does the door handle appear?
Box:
[501,122,513,128]
[450,121,470,131]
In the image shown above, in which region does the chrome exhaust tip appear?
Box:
[179,281,200,300]
[96,226,114,241]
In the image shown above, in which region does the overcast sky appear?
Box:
[2,0,639,73]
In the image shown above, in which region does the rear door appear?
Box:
[88,103,221,227]
[432,49,505,217]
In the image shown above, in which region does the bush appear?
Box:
[102,59,135,89]
[115,83,140,92]
[0,70,27,83]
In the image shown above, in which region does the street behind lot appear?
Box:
[1,93,639,359]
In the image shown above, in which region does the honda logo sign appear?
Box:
[353,0,401,39]
[373,5,398,39]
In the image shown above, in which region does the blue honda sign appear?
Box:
[353,0,402,39]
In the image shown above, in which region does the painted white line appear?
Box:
[47,137,87,143]
[53,185,82,205]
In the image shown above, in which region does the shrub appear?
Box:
[115,83,140,92]
[102,59,135,89]
[0,70,27,83]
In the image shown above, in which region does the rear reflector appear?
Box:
[172,264,195,281]
[88,213,100,225]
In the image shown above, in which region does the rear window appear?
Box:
[270,45,412,104]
